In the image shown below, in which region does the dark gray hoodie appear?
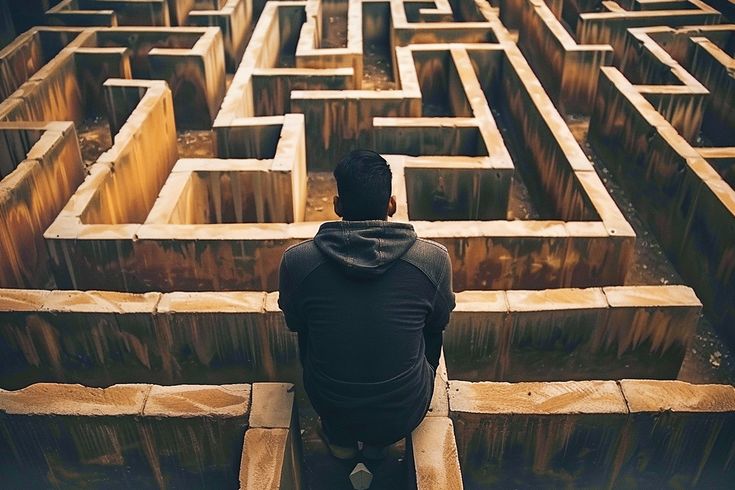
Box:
[278,220,455,445]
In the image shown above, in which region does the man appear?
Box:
[278,150,455,459]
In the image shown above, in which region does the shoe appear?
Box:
[361,443,389,460]
[319,422,358,460]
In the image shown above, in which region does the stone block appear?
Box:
[599,285,700,378]
[139,383,251,488]
[443,291,507,381]
[0,383,153,488]
[239,428,294,490]
[501,288,608,381]
[450,380,628,488]
[616,380,735,487]
[0,382,254,488]
[409,417,463,489]
[0,290,160,389]
[427,351,449,417]
[250,382,296,429]
[242,382,302,489]
[155,292,300,384]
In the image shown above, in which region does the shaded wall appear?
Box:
[445,286,700,381]
[0,122,85,288]
[589,67,735,345]
[0,286,699,390]
[451,379,735,488]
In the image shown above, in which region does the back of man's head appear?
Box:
[333,150,392,221]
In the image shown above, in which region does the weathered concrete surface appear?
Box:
[0,24,226,130]
[0,289,301,389]
[0,382,150,415]
[0,289,161,388]
[450,380,628,488]
[0,122,85,288]
[0,27,85,100]
[589,65,735,346]
[250,382,297,428]
[0,382,154,488]
[3,26,227,129]
[139,383,251,489]
[516,0,613,114]
[0,382,251,489]
[1,285,698,389]
[449,378,735,488]
[50,79,177,226]
[9,5,635,295]
[147,115,306,224]
[44,79,179,289]
[409,417,463,490]
[241,382,302,490]
[444,286,700,381]
[42,219,634,293]
[427,352,449,417]
[187,0,250,72]
[143,383,251,417]
[599,285,700,370]
[576,1,723,66]
[617,380,735,487]
[47,0,170,26]
[240,428,293,490]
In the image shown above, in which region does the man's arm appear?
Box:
[278,254,309,365]
[277,255,304,332]
[424,252,456,370]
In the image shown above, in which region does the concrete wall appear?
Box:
[0,27,85,100]
[445,285,700,381]
[451,379,735,488]
[239,383,302,490]
[40,36,635,291]
[0,290,300,389]
[515,0,614,115]
[87,27,226,128]
[0,122,85,289]
[589,66,735,345]
[187,0,251,71]
[0,382,250,489]
[0,285,700,390]
[0,26,225,130]
[576,0,723,65]
[0,381,300,490]
[47,0,170,26]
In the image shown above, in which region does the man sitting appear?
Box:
[278,150,455,459]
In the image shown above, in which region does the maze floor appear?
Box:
[0,0,734,489]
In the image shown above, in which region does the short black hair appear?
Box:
[333,150,392,220]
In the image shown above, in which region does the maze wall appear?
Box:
[0,0,733,489]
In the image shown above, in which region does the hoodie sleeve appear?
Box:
[424,251,456,369]
[278,254,305,333]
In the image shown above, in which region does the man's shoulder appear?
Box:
[413,238,449,255]
[283,239,318,257]
[399,238,451,286]
[281,239,325,282]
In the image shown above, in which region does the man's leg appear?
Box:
[362,442,390,460]
[320,416,358,460]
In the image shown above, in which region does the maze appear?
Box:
[0,0,733,488]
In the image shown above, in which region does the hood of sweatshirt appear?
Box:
[313,220,417,278]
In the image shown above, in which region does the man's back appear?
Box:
[278,220,455,445]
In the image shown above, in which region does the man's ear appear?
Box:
[333,195,343,217]
[387,195,397,217]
